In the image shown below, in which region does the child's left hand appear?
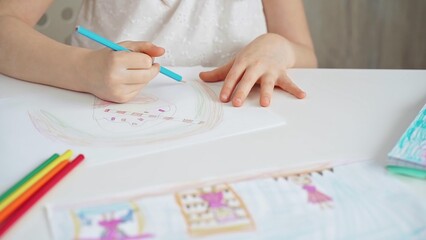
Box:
[199,33,306,107]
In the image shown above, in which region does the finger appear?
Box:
[143,45,165,57]
[120,41,165,57]
[219,62,245,102]
[124,63,161,84]
[276,73,306,99]
[259,74,276,107]
[231,66,263,107]
[147,63,161,79]
[199,60,234,82]
[114,51,154,70]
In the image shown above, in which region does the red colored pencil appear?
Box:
[0,154,85,236]
[0,160,69,223]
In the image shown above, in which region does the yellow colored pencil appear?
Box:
[0,150,72,211]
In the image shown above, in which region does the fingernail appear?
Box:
[220,94,228,101]
[262,96,270,106]
[234,97,242,106]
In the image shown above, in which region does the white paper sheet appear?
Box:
[0,67,284,192]
[46,160,426,239]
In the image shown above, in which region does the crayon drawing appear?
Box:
[275,170,333,210]
[0,68,285,166]
[175,184,255,236]
[71,202,153,240]
[48,161,426,239]
[29,80,223,147]
[389,104,426,168]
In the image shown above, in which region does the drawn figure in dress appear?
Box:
[200,190,237,223]
[291,174,333,209]
[175,184,255,236]
[96,211,153,240]
[74,203,153,240]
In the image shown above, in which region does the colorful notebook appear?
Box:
[388,104,426,170]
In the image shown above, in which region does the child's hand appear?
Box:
[199,33,306,107]
[79,41,164,103]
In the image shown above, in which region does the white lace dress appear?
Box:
[71,0,267,67]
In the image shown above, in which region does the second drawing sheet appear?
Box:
[47,161,426,239]
[0,67,284,166]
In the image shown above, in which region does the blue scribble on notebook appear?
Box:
[389,104,426,166]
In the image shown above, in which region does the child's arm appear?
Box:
[263,0,317,68]
[200,0,317,107]
[0,0,163,103]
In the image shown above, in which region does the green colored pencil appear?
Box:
[0,153,59,203]
[386,165,426,179]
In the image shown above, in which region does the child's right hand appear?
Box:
[78,41,164,103]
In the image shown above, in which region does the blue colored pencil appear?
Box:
[76,26,183,82]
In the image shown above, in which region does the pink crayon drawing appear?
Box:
[201,192,226,208]
[291,174,333,209]
[74,204,153,240]
[175,184,255,236]
[200,191,237,223]
[302,184,332,206]
[95,216,153,240]
[28,80,223,147]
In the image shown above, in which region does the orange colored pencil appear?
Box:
[0,154,85,237]
[0,160,69,223]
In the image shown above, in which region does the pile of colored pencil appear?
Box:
[0,150,85,236]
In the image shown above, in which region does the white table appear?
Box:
[1,68,425,239]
